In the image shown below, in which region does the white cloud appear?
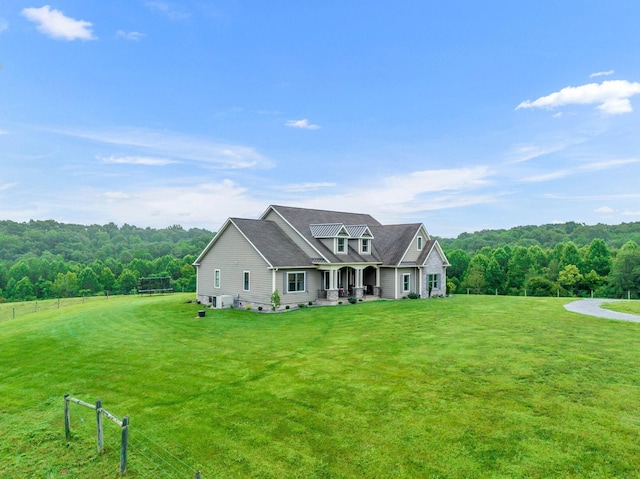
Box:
[523,158,639,183]
[595,206,614,214]
[116,30,145,41]
[0,183,17,193]
[100,155,176,166]
[507,143,569,164]
[516,80,640,115]
[622,210,640,217]
[590,70,614,78]
[21,6,96,41]
[0,18,8,32]
[145,1,190,20]
[52,127,274,169]
[280,182,336,192]
[285,119,321,130]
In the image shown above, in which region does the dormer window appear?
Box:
[336,237,346,254]
[361,238,370,254]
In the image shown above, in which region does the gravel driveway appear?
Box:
[564,299,640,322]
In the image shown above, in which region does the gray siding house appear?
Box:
[194,205,449,309]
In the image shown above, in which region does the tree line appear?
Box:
[446,238,640,299]
[0,220,214,303]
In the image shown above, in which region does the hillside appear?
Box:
[0,219,214,263]
[437,221,640,252]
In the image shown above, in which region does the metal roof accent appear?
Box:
[310,223,344,238]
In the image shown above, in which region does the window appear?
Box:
[361,238,370,254]
[336,237,346,254]
[214,269,221,288]
[417,236,423,251]
[402,273,411,293]
[428,274,440,290]
[243,271,250,291]
[287,272,306,293]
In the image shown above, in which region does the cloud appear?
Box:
[280,182,336,193]
[285,119,321,130]
[622,210,640,217]
[595,206,614,214]
[516,80,640,115]
[100,155,176,166]
[145,1,190,20]
[21,5,96,41]
[507,143,569,164]
[52,127,274,169]
[0,18,8,32]
[523,158,639,183]
[0,183,17,193]
[116,30,145,41]
[590,70,614,78]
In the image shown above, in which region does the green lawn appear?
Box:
[2,294,640,478]
[601,300,640,316]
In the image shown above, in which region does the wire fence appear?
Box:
[64,395,205,478]
[0,295,112,321]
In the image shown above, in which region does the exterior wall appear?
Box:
[421,250,448,297]
[275,268,321,306]
[196,224,272,307]
[397,267,418,297]
[403,227,429,262]
[379,267,398,299]
[263,209,320,258]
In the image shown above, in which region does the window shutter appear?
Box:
[283,272,287,294]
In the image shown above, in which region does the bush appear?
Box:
[285,305,290,310]
[348,297,357,304]
[298,303,306,308]
[258,306,263,311]
[308,301,313,306]
[407,292,420,300]
[245,305,251,310]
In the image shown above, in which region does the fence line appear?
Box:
[64,394,204,478]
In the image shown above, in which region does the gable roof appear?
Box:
[196,205,448,269]
[369,223,423,265]
[230,218,313,268]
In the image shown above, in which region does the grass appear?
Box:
[2,294,640,478]
[601,300,640,316]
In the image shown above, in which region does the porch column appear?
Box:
[326,267,339,302]
[354,267,365,299]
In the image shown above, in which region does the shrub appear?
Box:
[338,301,343,305]
[285,305,290,310]
[258,306,263,311]
[348,297,357,304]
[298,303,306,308]
[407,292,420,300]
[245,305,251,310]
[271,289,281,310]
[308,301,313,306]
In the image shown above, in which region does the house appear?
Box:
[193,205,449,309]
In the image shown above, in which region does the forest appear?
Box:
[441,221,640,299]
[0,220,213,302]
[1,219,639,303]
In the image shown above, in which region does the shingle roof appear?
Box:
[369,223,422,265]
[231,218,313,267]
[270,205,383,264]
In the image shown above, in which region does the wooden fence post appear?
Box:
[120,416,129,475]
[64,394,71,440]
[96,399,104,453]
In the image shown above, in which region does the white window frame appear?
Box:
[361,238,370,254]
[336,237,346,254]
[417,236,423,251]
[402,273,411,293]
[243,271,250,291]
[214,269,221,288]
[428,273,440,290]
[287,271,306,293]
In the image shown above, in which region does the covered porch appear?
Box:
[316,264,381,302]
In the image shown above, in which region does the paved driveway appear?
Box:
[564,299,640,322]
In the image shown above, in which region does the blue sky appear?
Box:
[1,1,640,237]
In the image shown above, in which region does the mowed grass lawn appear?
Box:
[2,294,640,478]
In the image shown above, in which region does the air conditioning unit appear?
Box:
[212,295,234,309]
